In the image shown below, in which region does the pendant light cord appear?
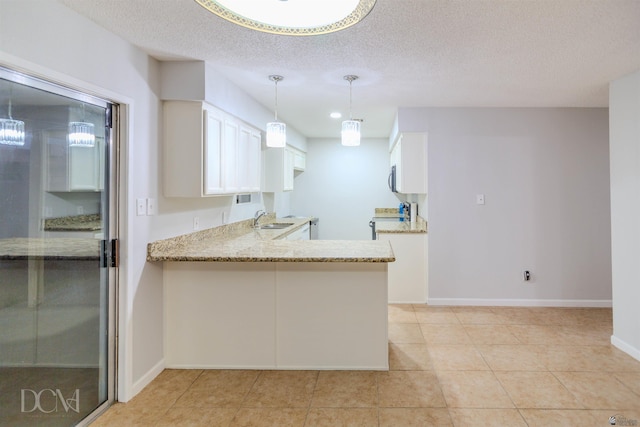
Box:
[349,79,353,120]
[344,75,358,121]
[269,75,283,122]
[274,79,279,121]
[8,86,14,119]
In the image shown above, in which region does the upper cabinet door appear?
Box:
[390,132,428,194]
[223,119,239,193]
[46,130,100,192]
[238,125,262,192]
[203,108,224,195]
[283,147,294,191]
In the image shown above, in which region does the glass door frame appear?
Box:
[0,66,119,425]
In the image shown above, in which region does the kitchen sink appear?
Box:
[258,223,294,230]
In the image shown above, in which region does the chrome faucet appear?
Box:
[254,210,267,227]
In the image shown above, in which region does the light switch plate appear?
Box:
[136,198,146,216]
[476,194,485,205]
[146,198,156,216]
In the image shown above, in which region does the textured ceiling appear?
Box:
[59,0,640,138]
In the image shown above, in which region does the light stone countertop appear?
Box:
[147,215,395,263]
[375,216,428,234]
[373,207,428,234]
[44,214,102,231]
[0,237,101,260]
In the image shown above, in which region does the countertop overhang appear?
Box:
[147,216,395,263]
[372,208,428,234]
[375,216,427,234]
[0,237,101,260]
[44,214,102,231]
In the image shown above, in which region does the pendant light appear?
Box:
[266,75,286,148]
[68,104,95,148]
[341,75,361,146]
[0,87,25,146]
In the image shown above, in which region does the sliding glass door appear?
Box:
[0,67,116,426]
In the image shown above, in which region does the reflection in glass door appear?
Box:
[0,67,115,426]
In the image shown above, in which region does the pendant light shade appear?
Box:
[68,104,95,147]
[266,75,286,148]
[68,121,95,147]
[341,119,361,147]
[266,121,286,148]
[341,75,361,146]
[0,96,25,146]
[0,119,25,146]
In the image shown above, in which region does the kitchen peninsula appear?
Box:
[147,215,395,371]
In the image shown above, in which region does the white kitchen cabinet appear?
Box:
[45,130,102,192]
[238,125,262,192]
[291,146,306,171]
[263,146,295,192]
[164,100,262,197]
[390,132,427,194]
[223,119,239,193]
[377,232,428,303]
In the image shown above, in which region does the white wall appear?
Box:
[291,138,400,240]
[397,107,612,306]
[0,0,164,401]
[0,0,299,402]
[609,70,640,361]
[1,0,164,400]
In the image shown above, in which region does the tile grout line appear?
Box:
[303,370,320,426]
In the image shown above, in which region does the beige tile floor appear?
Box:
[92,305,640,426]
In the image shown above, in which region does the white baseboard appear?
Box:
[130,358,164,400]
[0,363,99,368]
[389,300,428,304]
[426,298,612,308]
[165,363,274,370]
[166,364,389,371]
[611,335,640,362]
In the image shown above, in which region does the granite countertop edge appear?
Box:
[375,216,428,234]
[44,214,102,231]
[147,216,395,263]
[147,255,395,263]
[0,237,101,260]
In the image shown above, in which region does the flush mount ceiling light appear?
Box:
[0,91,25,146]
[194,0,376,36]
[341,75,361,147]
[68,104,95,148]
[266,75,286,148]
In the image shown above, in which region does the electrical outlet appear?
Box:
[136,198,146,216]
[193,216,200,230]
[45,207,52,217]
[76,206,84,215]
